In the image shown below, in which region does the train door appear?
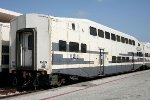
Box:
[16,29,35,69]
[99,49,104,74]
[21,33,32,67]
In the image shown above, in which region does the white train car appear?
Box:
[0,22,9,73]
[143,42,150,67]
[9,14,150,86]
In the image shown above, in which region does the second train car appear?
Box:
[9,14,150,86]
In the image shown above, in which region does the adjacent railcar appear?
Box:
[9,14,150,86]
[0,22,10,86]
[0,22,9,73]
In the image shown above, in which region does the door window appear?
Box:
[28,35,33,50]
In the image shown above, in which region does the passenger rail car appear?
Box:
[0,22,10,86]
[9,14,150,86]
[0,22,9,73]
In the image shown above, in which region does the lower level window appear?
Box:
[69,42,79,52]
[2,55,9,65]
[112,56,116,63]
[81,43,87,53]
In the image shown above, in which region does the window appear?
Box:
[137,52,139,56]
[28,35,33,50]
[126,57,130,62]
[2,55,9,65]
[59,40,67,51]
[72,23,75,30]
[69,42,79,52]
[132,40,135,45]
[105,31,110,39]
[121,37,125,43]
[129,39,132,45]
[98,29,104,38]
[117,56,121,63]
[2,46,9,53]
[90,26,97,36]
[81,43,87,53]
[145,53,148,57]
[139,52,143,57]
[112,56,116,63]
[125,38,128,44]
[122,57,126,62]
[138,43,140,46]
[116,35,121,42]
[111,33,116,41]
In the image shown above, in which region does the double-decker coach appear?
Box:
[9,14,150,87]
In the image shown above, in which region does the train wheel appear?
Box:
[33,77,39,90]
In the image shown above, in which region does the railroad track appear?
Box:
[0,68,149,99]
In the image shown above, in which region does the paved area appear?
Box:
[6,70,150,100]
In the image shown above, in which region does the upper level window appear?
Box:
[90,26,97,36]
[59,40,67,51]
[129,39,132,45]
[105,31,110,39]
[116,35,121,42]
[69,42,79,52]
[138,43,140,46]
[121,37,125,43]
[72,23,75,30]
[81,43,87,53]
[125,38,128,44]
[132,40,135,45]
[98,29,104,38]
[111,33,116,41]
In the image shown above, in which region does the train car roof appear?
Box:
[50,15,137,41]
[0,8,22,23]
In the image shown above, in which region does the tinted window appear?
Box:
[81,43,87,53]
[2,55,9,65]
[72,23,75,30]
[28,35,33,50]
[116,35,121,42]
[112,56,116,63]
[125,38,128,44]
[117,56,121,63]
[129,39,132,45]
[105,31,110,39]
[2,46,9,53]
[121,37,125,43]
[138,43,140,46]
[69,42,79,52]
[90,26,97,36]
[126,57,129,62]
[59,40,67,51]
[132,40,135,45]
[122,57,126,62]
[98,29,104,38]
[111,33,116,41]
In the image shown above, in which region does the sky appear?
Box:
[0,0,150,42]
